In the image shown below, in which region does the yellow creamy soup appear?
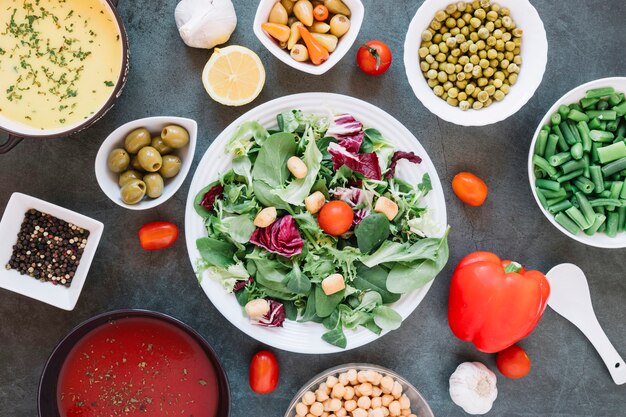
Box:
[0,0,123,130]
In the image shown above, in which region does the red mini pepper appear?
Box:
[138,221,179,251]
[448,252,550,353]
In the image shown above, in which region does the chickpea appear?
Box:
[331,383,346,399]
[303,391,316,406]
[357,396,371,410]
[389,401,401,417]
[310,402,324,417]
[344,400,357,412]
[296,403,309,416]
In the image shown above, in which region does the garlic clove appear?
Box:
[449,362,498,415]
[175,0,237,49]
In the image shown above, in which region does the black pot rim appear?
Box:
[37,309,231,417]
[0,0,130,140]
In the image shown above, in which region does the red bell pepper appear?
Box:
[448,252,550,353]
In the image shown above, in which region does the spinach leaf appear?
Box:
[315,285,345,318]
[196,237,237,268]
[353,263,401,304]
[362,318,382,335]
[355,213,390,254]
[252,132,297,186]
[232,156,253,187]
[361,236,446,268]
[317,136,336,160]
[284,263,311,295]
[373,306,402,330]
[322,309,341,330]
[283,300,298,321]
[272,129,323,206]
[220,214,255,244]
[300,289,322,323]
[321,327,347,349]
[252,180,289,209]
[356,291,383,311]
[193,181,219,218]
[250,259,290,293]
[418,173,432,193]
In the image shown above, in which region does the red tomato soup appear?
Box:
[57,317,220,417]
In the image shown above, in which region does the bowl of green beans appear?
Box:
[529,77,626,248]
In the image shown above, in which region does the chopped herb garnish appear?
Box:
[104,80,114,87]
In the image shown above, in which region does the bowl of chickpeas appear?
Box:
[403,0,547,126]
[285,364,434,417]
[95,116,197,210]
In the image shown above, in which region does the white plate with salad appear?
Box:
[185,93,448,354]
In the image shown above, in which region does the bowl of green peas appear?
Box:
[529,77,626,248]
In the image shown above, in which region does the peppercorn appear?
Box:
[6,210,89,287]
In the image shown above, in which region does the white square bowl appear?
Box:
[0,193,104,310]
[94,116,197,210]
[253,0,364,75]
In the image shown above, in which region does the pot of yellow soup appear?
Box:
[0,0,129,153]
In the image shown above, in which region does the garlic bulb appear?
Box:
[175,0,237,49]
[449,362,498,415]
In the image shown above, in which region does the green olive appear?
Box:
[120,179,147,205]
[143,173,164,199]
[137,146,163,172]
[161,125,189,149]
[130,155,144,172]
[118,170,143,187]
[124,128,151,154]
[159,155,182,179]
[151,136,173,155]
[107,148,130,173]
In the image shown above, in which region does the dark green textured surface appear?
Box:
[1,1,625,416]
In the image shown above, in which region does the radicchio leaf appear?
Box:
[200,184,224,211]
[249,215,304,258]
[326,114,363,138]
[331,187,374,225]
[386,151,422,179]
[233,277,254,292]
[252,300,285,328]
[328,142,382,180]
[337,131,364,153]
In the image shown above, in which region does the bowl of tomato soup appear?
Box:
[38,310,230,417]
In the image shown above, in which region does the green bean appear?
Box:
[581,97,599,109]
[616,122,626,138]
[576,121,592,152]
[599,121,608,131]
[600,189,612,198]
[535,187,549,210]
[555,212,581,235]
[606,119,619,132]
[560,121,578,145]
[608,94,623,107]
[537,187,567,199]
[586,110,617,121]
[557,169,584,183]
[607,181,623,211]
[558,104,570,117]
[542,124,552,132]
[590,165,605,193]
[569,143,583,160]
[552,124,569,151]
[619,206,626,232]
[567,121,581,143]
[545,134,559,159]
[561,158,587,174]
[597,141,626,164]
[575,192,596,224]
[565,206,591,229]
[619,180,626,199]
[546,195,568,206]
[534,130,549,156]
[583,154,590,178]
[549,152,572,167]
[585,87,615,99]
[591,142,601,163]
[548,199,572,214]
[606,211,619,237]
[533,155,558,178]
[550,112,562,125]
[613,101,626,117]
[590,130,615,142]
[584,214,606,236]
[573,176,595,194]
[570,103,583,112]
[596,100,610,111]
[589,198,622,207]
[588,118,602,130]
[536,179,561,191]
[601,157,626,177]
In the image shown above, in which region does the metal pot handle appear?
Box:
[0,135,23,154]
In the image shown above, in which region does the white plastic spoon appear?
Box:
[546,263,626,385]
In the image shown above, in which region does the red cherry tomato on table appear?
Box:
[138,221,179,250]
[357,40,392,76]
[451,172,488,206]
[496,344,531,379]
[249,350,279,394]
[318,200,354,236]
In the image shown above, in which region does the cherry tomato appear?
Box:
[318,200,354,236]
[496,344,531,379]
[249,351,279,394]
[138,221,179,250]
[356,40,392,76]
[313,4,329,21]
[451,172,488,206]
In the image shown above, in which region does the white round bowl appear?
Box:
[403,0,548,126]
[185,93,447,354]
[253,0,364,75]
[95,116,197,211]
[528,77,626,249]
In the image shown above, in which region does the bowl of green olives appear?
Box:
[95,117,197,210]
[403,0,547,126]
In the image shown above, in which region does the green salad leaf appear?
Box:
[196,237,237,268]
[226,121,269,156]
[355,213,390,254]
